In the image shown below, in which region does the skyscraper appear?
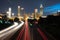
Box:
[18,6,20,17]
[6,8,12,18]
[34,8,38,19]
[40,4,43,16]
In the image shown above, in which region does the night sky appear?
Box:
[0,0,60,15]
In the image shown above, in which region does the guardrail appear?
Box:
[0,21,24,40]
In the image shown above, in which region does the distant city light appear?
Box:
[0,20,2,23]
[35,9,38,13]
[35,21,38,24]
[58,10,60,12]
[12,13,14,16]
[6,11,9,13]
[21,8,24,10]
[9,8,11,11]
[30,23,32,26]
[18,6,20,8]
[41,16,47,18]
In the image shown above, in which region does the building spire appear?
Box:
[40,4,43,8]
[40,4,43,16]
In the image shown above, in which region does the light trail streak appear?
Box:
[41,27,56,40]
[16,20,30,40]
[24,20,30,40]
[37,28,48,40]
[0,22,18,35]
[0,21,24,40]
[16,27,25,40]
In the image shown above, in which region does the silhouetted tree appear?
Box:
[14,17,19,22]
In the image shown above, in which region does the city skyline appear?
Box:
[0,0,60,40]
[0,0,60,15]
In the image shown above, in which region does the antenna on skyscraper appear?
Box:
[40,4,43,16]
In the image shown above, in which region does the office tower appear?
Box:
[6,8,12,18]
[34,8,38,19]
[18,6,20,17]
[9,8,12,18]
[40,4,43,16]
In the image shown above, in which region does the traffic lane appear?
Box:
[2,21,24,40]
[10,21,30,40]
[30,28,43,40]
[16,24,25,40]
[29,22,56,40]
[29,22,45,40]
[20,20,31,40]
[0,22,18,40]
[38,25,56,40]
[32,20,56,40]
[10,25,25,40]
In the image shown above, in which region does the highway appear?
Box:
[0,21,24,40]
[9,19,56,40]
[0,18,57,40]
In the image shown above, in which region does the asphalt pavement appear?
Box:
[9,20,56,40]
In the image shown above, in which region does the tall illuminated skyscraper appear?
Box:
[7,8,12,18]
[40,4,43,16]
[18,6,20,17]
[34,8,38,19]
